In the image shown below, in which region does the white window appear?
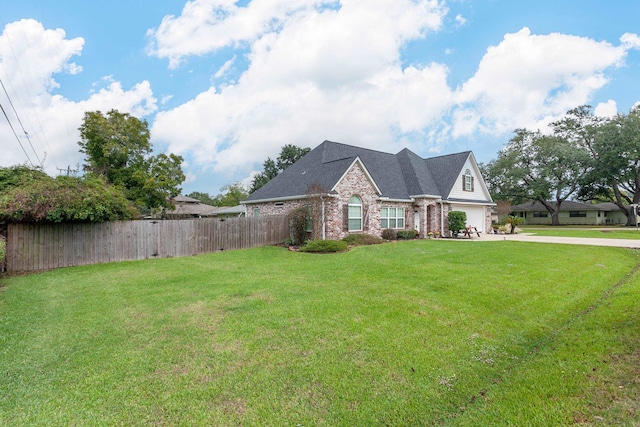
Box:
[348,195,362,231]
[381,207,405,229]
[463,169,474,192]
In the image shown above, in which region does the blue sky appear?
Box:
[1,0,639,197]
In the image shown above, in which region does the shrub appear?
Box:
[448,211,467,236]
[505,215,524,234]
[396,229,418,240]
[0,170,137,223]
[282,237,294,247]
[299,239,348,253]
[342,233,383,246]
[287,206,310,245]
[381,228,396,240]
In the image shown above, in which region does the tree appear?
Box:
[448,211,467,236]
[78,109,185,211]
[212,183,248,207]
[577,105,640,225]
[186,191,217,206]
[249,144,310,193]
[485,128,591,225]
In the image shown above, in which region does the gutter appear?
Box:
[242,192,338,205]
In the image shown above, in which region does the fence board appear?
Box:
[5,216,289,274]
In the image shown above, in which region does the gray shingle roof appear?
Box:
[511,201,618,212]
[245,140,480,202]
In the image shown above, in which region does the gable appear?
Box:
[332,157,382,195]
[434,152,492,203]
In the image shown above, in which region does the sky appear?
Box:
[1,0,639,196]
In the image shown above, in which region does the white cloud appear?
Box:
[0,19,158,175]
[151,0,449,174]
[452,27,631,137]
[594,100,618,117]
[620,32,640,49]
[214,56,236,78]
[454,14,466,26]
[147,0,335,69]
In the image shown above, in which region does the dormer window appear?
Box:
[463,169,474,192]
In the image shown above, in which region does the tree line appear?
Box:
[483,104,640,226]
[1,110,185,223]
[1,106,311,224]
[186,144,310,206]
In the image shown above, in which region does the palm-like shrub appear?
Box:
[505,215,524,234]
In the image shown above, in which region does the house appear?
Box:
[242,140,494,239]
[212,205,246,218]
[163,195,220,219]
[510,201,628,225]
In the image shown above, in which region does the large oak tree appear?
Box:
[578,105,640,225]
[485,128,591,225]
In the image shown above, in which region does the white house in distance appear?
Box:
[242,141,494,239]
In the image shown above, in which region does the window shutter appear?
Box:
[343,204,349,231]
[363,205,369,231]
[471,177,475,192]
[462,176,465,191]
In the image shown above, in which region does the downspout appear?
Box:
[321,195,326,240]
[440,200,444,236]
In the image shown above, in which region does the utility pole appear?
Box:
[57,165,79,176]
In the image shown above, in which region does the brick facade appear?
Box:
[248,162,492,240]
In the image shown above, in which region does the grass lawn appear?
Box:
[1,240,639,426]
[520,226,640,240]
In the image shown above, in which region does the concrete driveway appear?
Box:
[466,232,640,249]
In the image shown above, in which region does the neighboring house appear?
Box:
[242,140,494,239]
[212,205,246,218]
[510,201,628,225]
[164,195,220,219]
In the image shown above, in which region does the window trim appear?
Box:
[463,169,474,192]
[348,195,363,232]
[381,206,405,229]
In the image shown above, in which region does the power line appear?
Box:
[0,76,44,168]
[0,100,33,167]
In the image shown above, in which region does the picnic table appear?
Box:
[461,226,481,238]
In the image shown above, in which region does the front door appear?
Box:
[414,211,420,234]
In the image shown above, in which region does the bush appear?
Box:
[381,228,396,240]
[0,170,137,223]
[342,233,383,246]
[505,215,524,234]
[448,211,467,236]
[299,239,348,253]
[287,206,310,245]
[396,229,418,240]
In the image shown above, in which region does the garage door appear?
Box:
[451,205,485,233]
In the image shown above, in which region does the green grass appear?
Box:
[1,241,638,426]
[520,226,640,239]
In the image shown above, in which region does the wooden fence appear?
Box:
[4,216,289,274]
